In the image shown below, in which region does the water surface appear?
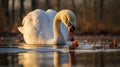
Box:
[0,36,120,67]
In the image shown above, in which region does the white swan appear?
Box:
[18,9,76,45]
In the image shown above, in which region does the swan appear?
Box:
[18,9,76,45]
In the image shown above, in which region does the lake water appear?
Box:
[0,35,120,67]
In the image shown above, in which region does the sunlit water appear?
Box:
[0,36,120,67]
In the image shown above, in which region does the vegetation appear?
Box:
[0,0,120,35]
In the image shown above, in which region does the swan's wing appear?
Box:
[46,9,57,23]
[33,9,52,41]
[19,9,53,44]
[46,9,57,38]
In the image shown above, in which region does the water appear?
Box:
[0,36,120,67]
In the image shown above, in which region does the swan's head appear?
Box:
[61,10,76,41]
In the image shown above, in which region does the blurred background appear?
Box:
[0,0,120,35]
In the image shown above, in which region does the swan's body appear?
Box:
[18,9,76,45]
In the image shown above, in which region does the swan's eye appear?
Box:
[66,21,76,32]
[67,22,71,27]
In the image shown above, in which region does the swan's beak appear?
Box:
[68,26,75,41]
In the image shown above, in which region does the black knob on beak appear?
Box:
[68,26,76,41]
[70,26,76,32]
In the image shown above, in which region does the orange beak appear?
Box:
[71,40,79,48]
[68,26,75,41]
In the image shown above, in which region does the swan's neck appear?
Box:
[53,17,65,45]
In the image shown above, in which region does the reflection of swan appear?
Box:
[18,44,54,67]
[54,51,69,67]
[18,9,76,45]
[18,52,39,67]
